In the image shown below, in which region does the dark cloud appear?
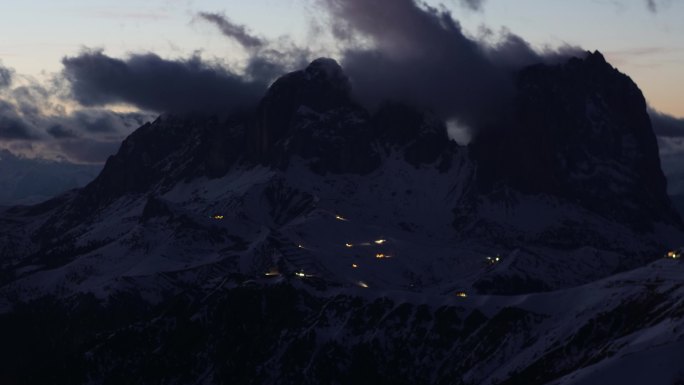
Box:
[0,64,12,88]
[1,78,150,141]
[319,0,581,129]
[10,85,52,118]
[197,12,264,49]
[650,108,684,137]
[63,1,579,131]
[47,124,79,139]
[459,0,485,11]
[0,115,34,140]
[62,50,268,114]
[0,100,36,140]
[1,75,153,162]
[644,0,674,13]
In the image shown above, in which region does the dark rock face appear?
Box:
[80,115,246,207]
[470,51,681,230]
[251,58,456,175]
[253,58,355,156]
[252,58,383,175]
[373,103,456,169]
[23,58,457,243]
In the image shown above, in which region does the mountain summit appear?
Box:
[471,50,678,231]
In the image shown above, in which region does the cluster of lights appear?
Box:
[211,214,224,220]
[486,255,501,265]
[455,291,468,298]
[666,250,681,259]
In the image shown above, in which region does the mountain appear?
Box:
[0,150,100,206]
[1,53,683,385]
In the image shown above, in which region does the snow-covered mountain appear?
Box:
[1,53,683,385]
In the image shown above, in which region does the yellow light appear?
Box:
[211,215,224,220]
[374,239,386,245]
[376,253,385,259]
[352,263,358,268]
[357,281,369,288]
[345,243,353,248]
[456,292,467,298]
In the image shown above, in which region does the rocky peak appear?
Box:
[76,114,246,210]
[252,59,458,174]
[304,57,350,95]
[470,50,681,230]
[253,58,355,158]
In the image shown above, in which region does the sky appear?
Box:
[0,0,683,165]
[1,0,682,116]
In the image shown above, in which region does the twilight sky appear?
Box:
[2,0,682,116]
[0,0,683,164]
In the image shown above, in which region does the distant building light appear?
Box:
[345,243,353,248]
[666,250,681,259]
[351,263,358,268]
[486,255,501,265]
[211,215,224,220]
[335,215,348,221]
[374,239,386,245]
[357,281,369,288]
[455,291,468,298]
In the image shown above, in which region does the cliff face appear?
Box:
[252,58,455,175]
[470,51,680,231]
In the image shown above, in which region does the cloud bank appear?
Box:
[319,0,581,129]
[650,108,684,137]
[62,50,268,115]
[0,65,152,163]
